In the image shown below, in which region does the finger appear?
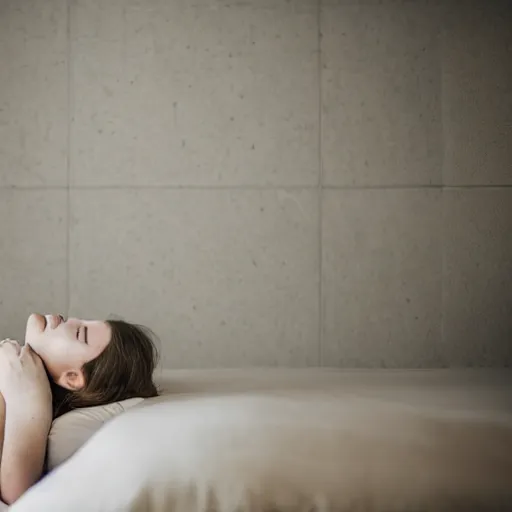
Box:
[20,343,33,355]
[20,344,44,366]
[20,343,37,360]
[0,339,21,354]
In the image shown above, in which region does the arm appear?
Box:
[0,405,51,505]
[0,393,5,477]
[0,341,52,505]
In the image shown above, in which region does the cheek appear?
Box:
[43,338,80,364]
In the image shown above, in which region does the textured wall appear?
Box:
[0,0,510,368]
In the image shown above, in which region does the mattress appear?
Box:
[153,367,512,421]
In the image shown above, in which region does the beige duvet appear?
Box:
[8,368,512,511]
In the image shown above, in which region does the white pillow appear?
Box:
[12,392,512,511]
[47,397,144,470]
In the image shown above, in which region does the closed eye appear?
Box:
[77,326,89,344]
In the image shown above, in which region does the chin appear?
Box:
[26,313,46,334]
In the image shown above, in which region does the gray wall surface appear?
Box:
[0,0,511,368]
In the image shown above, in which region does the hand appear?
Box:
[0,339,52,421]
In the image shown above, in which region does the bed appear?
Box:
[8,368,512,511]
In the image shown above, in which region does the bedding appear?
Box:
[9,368,512,511]
[47,397,144,470]
[0,398,144,510]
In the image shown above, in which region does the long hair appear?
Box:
[51,320,159,418]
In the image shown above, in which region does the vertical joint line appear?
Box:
[65,0,72,318]
[317,0,324,366]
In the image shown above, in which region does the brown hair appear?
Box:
[51,320,159,418]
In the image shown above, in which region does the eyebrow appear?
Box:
[84,326,88,344]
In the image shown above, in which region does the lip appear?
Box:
[29,313,65,332]
[47,314,64,330]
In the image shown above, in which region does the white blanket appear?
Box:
[8,368,512,511]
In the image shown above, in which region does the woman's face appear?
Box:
[25,313,112,390]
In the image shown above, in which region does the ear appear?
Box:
[56,369,85,391]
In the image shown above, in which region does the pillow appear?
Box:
[47,397,144,471]
[12,392,512,511]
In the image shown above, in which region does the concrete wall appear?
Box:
[0,0,510,368]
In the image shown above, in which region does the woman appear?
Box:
[0,313,159,505]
